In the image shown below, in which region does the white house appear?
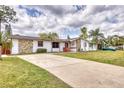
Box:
[11,35,97,54]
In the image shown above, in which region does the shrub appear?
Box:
[80,48,84,52]
[36,48,47,53]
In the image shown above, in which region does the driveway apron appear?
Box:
[18,54,124,88]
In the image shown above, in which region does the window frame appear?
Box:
[38,41,43,47]
[52,42,59,48]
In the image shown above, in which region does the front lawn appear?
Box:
[0,57,70,88]
[57,51,124,67]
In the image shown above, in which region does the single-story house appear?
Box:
[11,35,97,54]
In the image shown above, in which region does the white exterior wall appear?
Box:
[33,40,37,52]
[33,40,65,52]
[33,40,52,52]
[81,40,97,51]
[43,41,52,52]
[52,48,59,52]
[122,45,124,50]
[69,40,97,52]
[60,42,65,52]
[70,48,77,52]
[88,44,97,51]
[80,40,90,51]
[11,39,19,54]
[11,38,97,54]
[52,42,65,52]
[92,45,97,50]
[70,40,77,52]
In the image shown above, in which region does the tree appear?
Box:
[39,33,49,40]
[0,5,17,59]
[48,32,59,41]
[80,27,88,51]
[39,32,59,52]
[118,36,124,46]
[2,24,12,54]
[107,35,124,46]
[89,28,104,49]
[106,35,120,46]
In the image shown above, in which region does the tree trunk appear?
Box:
[59,42,60,52]
[122,44,124,50]
[96,40,99,50]
[0,19,2,60]
[5,47,7,55]
[96,43,99,50]
[84,41,86,52]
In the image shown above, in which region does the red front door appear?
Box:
[63,42,70,52]
[65,42,68,48]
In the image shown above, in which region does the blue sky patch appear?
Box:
[18,5,43,17]
[106,17,118,23]
[73,5,86,12]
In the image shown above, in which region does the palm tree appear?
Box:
[80,27,88,51]
[39,32,59,52]
[89,28,104,49]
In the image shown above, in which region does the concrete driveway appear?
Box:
[18,54,124,88]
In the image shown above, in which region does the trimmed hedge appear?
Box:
[36,48,47,53]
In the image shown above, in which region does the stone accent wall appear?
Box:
[76,39,81,51]
[19,40,33,54]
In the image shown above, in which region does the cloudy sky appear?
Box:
[3,5,124,39]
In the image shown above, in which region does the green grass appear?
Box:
[57,51,124,67]
[0,57,70,88]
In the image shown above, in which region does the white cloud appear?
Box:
[4,5,124,39]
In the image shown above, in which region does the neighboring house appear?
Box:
[10,35,97,54]
[115,45,124,50]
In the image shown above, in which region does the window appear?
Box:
[52,42,59,48]
[89,43,93,48]
[38,41,43,47]
[65,42,68,48]
[84,42,87,47]
[71,41,75,46]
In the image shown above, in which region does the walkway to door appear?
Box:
[18,54,124,88]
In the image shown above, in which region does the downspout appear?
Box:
[0,18,2,59]
[59,41,60,52]
[51,38,53,53]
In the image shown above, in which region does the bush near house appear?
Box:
[36,48,47,53]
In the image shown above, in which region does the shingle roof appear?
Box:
[11,35,68,42]
[11,35,40,40]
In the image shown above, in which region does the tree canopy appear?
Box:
[39,32,59,41]
[80,27,88,40]
[0,5,17,56]
[0,5,17,24]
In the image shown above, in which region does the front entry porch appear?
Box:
[63,42,71,52]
